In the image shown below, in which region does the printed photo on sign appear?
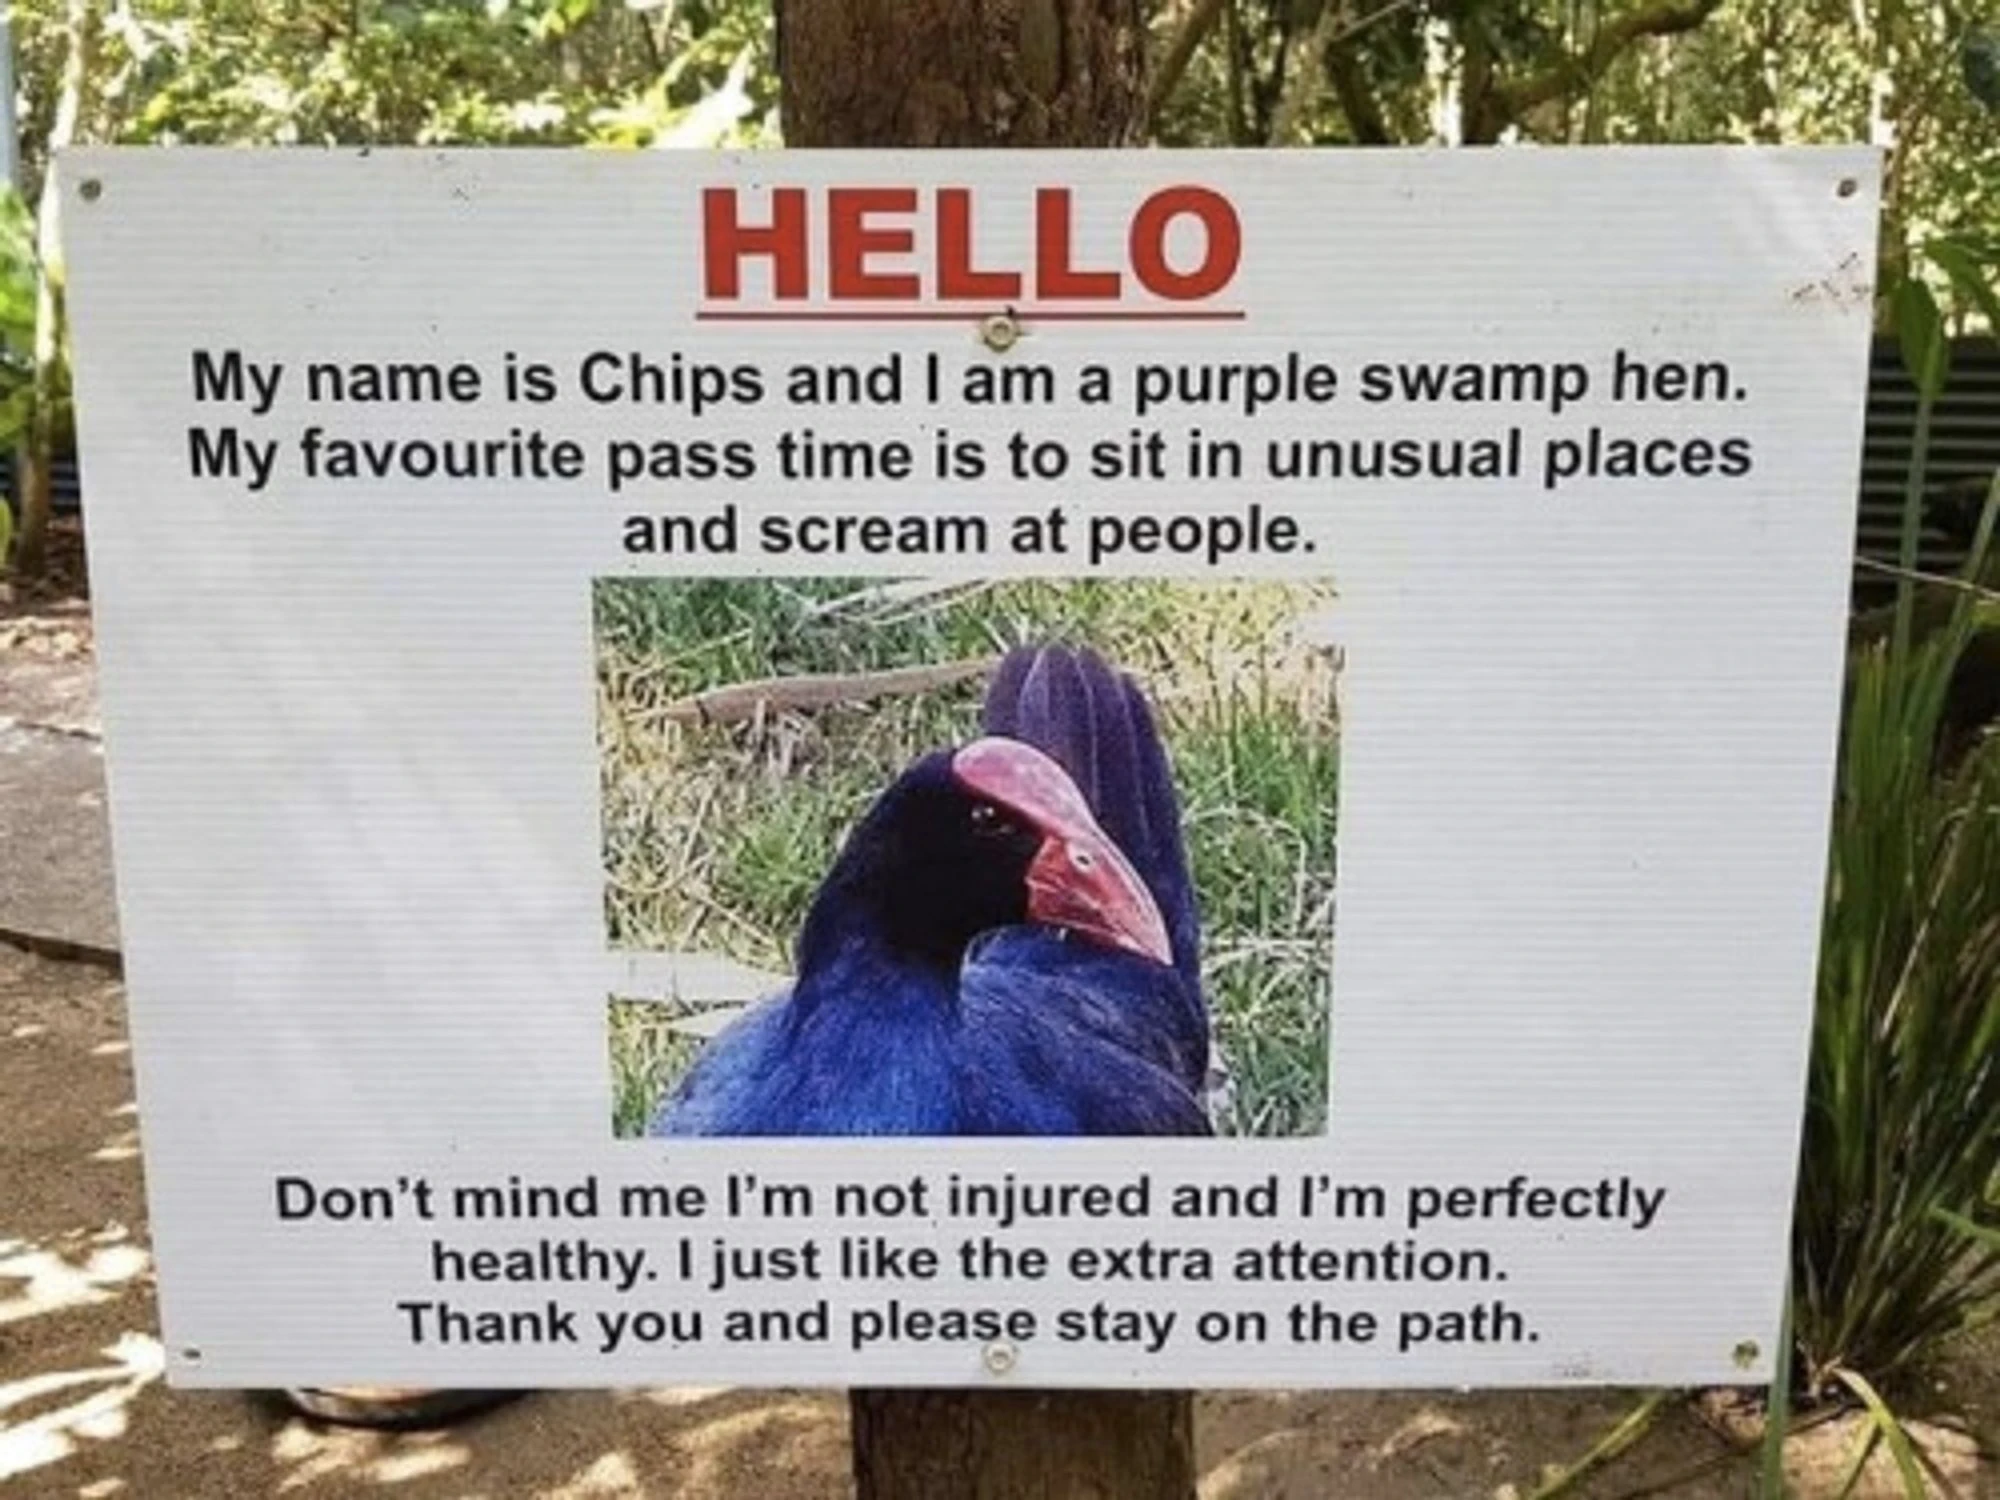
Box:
[597,578,1340,1139]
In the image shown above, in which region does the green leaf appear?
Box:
[1832,1368,1931,1500]
[1933,1206,2000,1248]
[1520,1389,1672,1500]
[1893,276,1950,399]
[1760,1289,1794,1499]
[0,384,38,449]
[1958,475,2000,585]
[1832,1425,1881,1500]
[1926,239,2000,335]
[0,494,12,567]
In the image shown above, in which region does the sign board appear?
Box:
[63,146,1878,1389]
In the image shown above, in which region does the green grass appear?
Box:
[609,1000,705,1139]
[597,577,1340,1138]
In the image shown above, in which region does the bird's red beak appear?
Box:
[951,737,1173,966]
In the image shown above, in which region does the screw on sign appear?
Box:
[980,310,1022,352]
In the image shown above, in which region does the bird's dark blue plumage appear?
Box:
[650,644,1209,1137]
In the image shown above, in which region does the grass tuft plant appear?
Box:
[1793,428,2000,1426]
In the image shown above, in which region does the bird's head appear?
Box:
[798,737,1172,979]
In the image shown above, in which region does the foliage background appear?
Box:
[595,577,1340,1140]
[4,1,1992,319]
[10,0,775,170]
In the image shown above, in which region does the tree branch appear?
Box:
[1494,0,1721,125]
[1315,0,1421,144]
[1255,0,1298,141]
[1267,0,1415,143]
[1225,0,1249,143]
[651,658,999,727]
[1146,0,1228,129]
[1323,29,1394,142]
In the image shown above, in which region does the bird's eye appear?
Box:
[1068,843,1097,872]
[970,802,1016,837]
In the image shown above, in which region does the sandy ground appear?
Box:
[3,942,1994,1499]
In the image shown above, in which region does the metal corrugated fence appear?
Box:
[0,451,80,514]
[1855,337,2000,605]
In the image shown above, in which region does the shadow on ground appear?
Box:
[2,942,861,1499]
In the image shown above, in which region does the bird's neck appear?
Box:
[795,848,981,993]
[794,904,964,1015]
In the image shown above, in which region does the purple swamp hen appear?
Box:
[649,643,1210,1136]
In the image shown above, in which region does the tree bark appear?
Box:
[1146,0,1227,132]
[774,3,1195,1494]
[779,0,1146,146]
[851,1389,1195,1500]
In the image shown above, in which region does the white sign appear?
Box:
[64,146,1877,1389]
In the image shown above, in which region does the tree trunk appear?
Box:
[851,1389,1195,1500]
[778,0,1146,146]
[774,3,1195,1494]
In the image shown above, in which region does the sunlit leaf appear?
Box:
[1831,1370,1931,1500]
[656,49,755,149]
[1933,1206,2000,1248]
[1925,239,2000,335]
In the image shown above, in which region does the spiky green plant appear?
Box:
[1792,478,2000,1392]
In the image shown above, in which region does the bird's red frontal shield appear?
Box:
[951,736,1174,966]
